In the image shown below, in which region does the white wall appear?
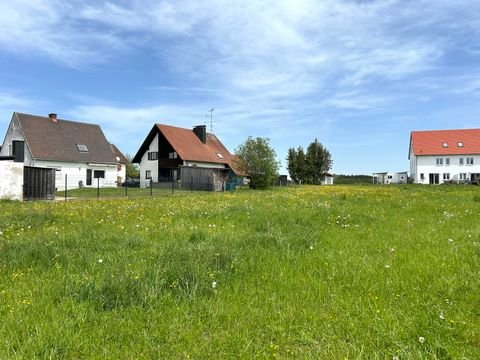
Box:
[413,154,480,184]
[0,160,23,200]
[34,160,118,191]
[0,116,34,165]
[139,133,159,188]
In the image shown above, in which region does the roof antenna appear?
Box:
[205,108,214,133]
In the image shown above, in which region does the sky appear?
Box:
[1,0,479,175]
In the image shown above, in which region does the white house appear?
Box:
[409,128,480,184]
[132,124,243,190]
[0,112,127,191]
[372,171,408,184]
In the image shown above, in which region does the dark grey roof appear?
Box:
[15,112,117,164]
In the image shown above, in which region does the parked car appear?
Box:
[121,178,140,187]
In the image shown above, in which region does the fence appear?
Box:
[57,176,232,201]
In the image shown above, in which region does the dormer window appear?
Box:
[216,153,224,159]
[457,142,464,147]
[442,142,448,148]
[77,144,88,152]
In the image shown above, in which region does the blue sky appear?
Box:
[1,0,479,174]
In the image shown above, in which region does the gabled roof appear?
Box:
[133,123,244,175]
[13,112,117,164]
[410,128,480,158]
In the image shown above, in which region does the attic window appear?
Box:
[457,142,464,147]
[77,144,89,152]
[442,142,448,148]
[216,153,224,159]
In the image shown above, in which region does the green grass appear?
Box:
[1,185,479,359]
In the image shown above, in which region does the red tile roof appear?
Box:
[410,129,480,157]
[133,123,244,176]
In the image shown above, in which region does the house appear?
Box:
[0,112,127,191]
[409,128,480,184]
[132,124,243,190]
[372,171,408,184]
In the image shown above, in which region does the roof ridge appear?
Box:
[16,112,102,128]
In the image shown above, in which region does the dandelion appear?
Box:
[98,259,103,264]
[418,336,425,344]
[212,281,217,289]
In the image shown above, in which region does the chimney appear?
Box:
[193,125,207,144]
[48,113,57,123]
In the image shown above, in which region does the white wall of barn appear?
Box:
[139,133,159,188]
[412,154,480,184]
[0,160,23,200]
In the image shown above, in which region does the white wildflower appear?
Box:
[439,311,445,320]
[385,265,391,268]
[98,259,103,264]
[448,238,454,242]
[211,281,217,289]
[309,246,314,250]
[418,336,425,344]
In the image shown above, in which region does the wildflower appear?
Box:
[98,259,103,264]
[385,265,391,268]
[439,311,445,320]
[309,246,314,250]
[211,281,217,289]
[448,238,454,242]
[418,336,425,344]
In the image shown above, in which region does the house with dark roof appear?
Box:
[409,128,480,184]
[0,112,128,191]
[132,124,243,190]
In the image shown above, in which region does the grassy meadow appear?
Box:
[0,185,479,359]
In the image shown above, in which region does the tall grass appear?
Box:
[0,185,479,358]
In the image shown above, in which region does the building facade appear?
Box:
[409,129,480,184]
[0,112,127,191]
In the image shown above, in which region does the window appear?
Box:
[93,170,105,178]
[420,173,425,180]
[169,152,178,159]
[442,142,448,148]
[445,158,450,165]
[216,153,224,159]
[145,170,152,179]
[148,152,158,160]
[459,158,464,165]
[466,157,474,165]
[436,158,443,165]
[77,144,89,152]
[443,173,450,180]
[459,173,467,180]
[457,142,464,147]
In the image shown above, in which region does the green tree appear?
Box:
[235,137,280,189]
[125,153,140,179]
[305,138,332,184]
[286,147,299,183]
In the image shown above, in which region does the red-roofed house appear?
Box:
[132,124,243,190]
[409,129,480,184]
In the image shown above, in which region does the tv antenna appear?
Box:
[205,108,214,133]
